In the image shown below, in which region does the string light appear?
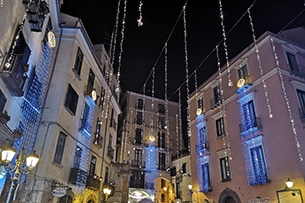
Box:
[164,43,170,158]
[270,37,303,162]
[116,0,127,91]
[218,0,233,87]
[216,45,232,161]
[247,8,273,119]
[183,5,191,154]
[137,0,143,27]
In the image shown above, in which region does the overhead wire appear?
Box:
[140,0,189,94]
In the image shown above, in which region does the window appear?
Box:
[158,132,165,148]
[73,47,84,76]
[176,182,181,198]
[53,132,67,164]
[0,89,7,112]
[245,135,268,185]
[73,146,82,168]
[213,85,222,106]
[130,171,144,188]
[216,117,225,137]
[89,155,96,176]
[250,146,267,184]
[135,128,143,144]
[86,69,95,93]
[99,88,105,110]
[197,97,204,114]
[158,116,166,129]
[219,157,231,181]
[137,98,144,109]
[286,52,299,73]
[134,149,142,166]
[136,111,143,125]
[158,103,165,114]
[237,64,249,79]
[241,100,257,132]
[81,102,90,130]
[158,152,166,170]
[297,89,305,119]
[64,84,79,115]
[94,118,103,146]
[201,163,211,192]
[182,162,187,173]
[104,167,109,183]
[59,195,73,203]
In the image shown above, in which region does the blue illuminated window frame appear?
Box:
[245,135,268,185]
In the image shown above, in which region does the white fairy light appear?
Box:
[270,37,303,162]
[183,5,191,154]
[216,45,232,160]
[247,8,273,119]
[137,0,143,27]
[218,0,233,87]
[116,0,127,91]
[164,43,170,154]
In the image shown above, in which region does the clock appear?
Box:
[91,89,97,101]
[47,31,56,48]
[237,78,245,88]
[196,108,202,116]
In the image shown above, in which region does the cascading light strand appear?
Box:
[218,0,233,87]
[248,8,273,119]
[183,5,191,154]
[270,37,303,162]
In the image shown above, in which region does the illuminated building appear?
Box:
[118,91,187,203]
[188,27,305,203]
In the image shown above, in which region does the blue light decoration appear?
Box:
[144,144,157,171]
[80,96,96,137]
[195,114,210,192]
[16,44,52,154]
[237,87,267,185]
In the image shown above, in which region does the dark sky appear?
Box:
[60,0,305,101]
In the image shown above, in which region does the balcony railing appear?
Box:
[239,117,262,134]
[196,141,209,153]
[0,55,27,96]
[131,160,146,168]
[86,175,101,190]
[68,168,87,186]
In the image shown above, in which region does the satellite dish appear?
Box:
[237,78,245,88]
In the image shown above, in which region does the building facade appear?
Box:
[118,91,187,203]
[0,0,124,203]
[188,27,305,203]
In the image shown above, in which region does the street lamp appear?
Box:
[285,178,294,189]
[0,147,40,203]
[103,187,112,202]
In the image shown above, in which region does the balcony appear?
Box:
[86,175,101,190]
[239,117,262,134]
[26,0,50,32]
[131,160,146,169]
[107,146,114,159]
[196,141,209,154]
[0,55,28,96]
[68,168,87,186]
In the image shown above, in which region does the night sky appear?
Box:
[60,0,305,143]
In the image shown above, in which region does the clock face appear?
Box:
[196,108,202,116]
[91,89,97,101]
[47,31,56,48]
[237,78,246,88]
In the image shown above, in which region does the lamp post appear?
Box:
[1,147,40,203]
[103,187,112,202]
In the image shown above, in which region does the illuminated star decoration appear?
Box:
[137,0,143,27]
